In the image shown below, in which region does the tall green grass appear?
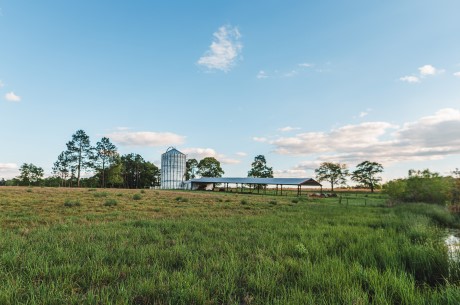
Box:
[0,187,459,304]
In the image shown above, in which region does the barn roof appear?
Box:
[189,177,322,186]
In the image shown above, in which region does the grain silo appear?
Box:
[160,147,186,189]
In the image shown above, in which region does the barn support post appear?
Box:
[281,185,283,196]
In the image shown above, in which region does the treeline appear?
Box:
[4,130,160,188]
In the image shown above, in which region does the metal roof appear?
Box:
[163,147,184,155]
[189,177,322,186]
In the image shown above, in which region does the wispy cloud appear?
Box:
[197,25,242,72]
[257,62,318,80]
[107,131,185,147]
[256,70,268,79]
[236,152,247,157]
[454,72,460,77]
[266,108,460,165]
[279,126,300,132]
[399,76,420,83]
[298,63,313,68]
[0,80,4,88]
[253,137,268,143]
[182,147,240,164]
[5,92,21,102]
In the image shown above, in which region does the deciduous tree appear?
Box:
[351,161,383,193]
[197,157,224,178]
[315,162,348,191]
[18,163,44,186]
[248,155,273,178]
[185,158,198,180]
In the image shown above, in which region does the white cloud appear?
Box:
[359,111,369,118]
[257,70,268,79]
[182,147,240,164]
[401,64,444,84]
[454,72,460,77]
[279,126,300,132]
[418,64,439,76]
[0,80,4,88]
[197,25,242,72]
[5,91,21,102]
[0,163,18,179]
[253,137,268,143]
[269,108,460,165]
[400,76,420,83]
[107,131,185,147]
[298,63,313,68]
[236,152,247,157]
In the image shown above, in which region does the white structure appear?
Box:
[160,147,186,189]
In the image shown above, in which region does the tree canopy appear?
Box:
[315,162,348,191]
[351,161,383,192]
[197,157,224,178]
[66,130,94,187]
[248,155,273,178]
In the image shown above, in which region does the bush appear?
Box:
[133,194,142,200]
[291,199,299,204]
[64,199,81,207]
[384,169,453,205]
[240,199,248,205]
[104,199,118,206]
[269,200,277,205]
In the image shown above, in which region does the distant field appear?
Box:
[0,187,459,304]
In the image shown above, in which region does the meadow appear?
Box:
[0,187,459,304]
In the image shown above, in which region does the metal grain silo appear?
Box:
[160,147,186,189]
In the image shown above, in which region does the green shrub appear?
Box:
[240,199,248,205]
[64,199,81,207]
[291,199,299,204]
[104,199,118,206]
[269,200,277,205]
[140,189,146,194]
[133,194,142,200]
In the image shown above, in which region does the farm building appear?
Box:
[184,177,322,196]
[160,147,186,189]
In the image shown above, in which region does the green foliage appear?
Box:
[64,199,81,207]
[121,154,160,188]
[17,163,44,186]
[384,169,453,205]
[247,155,273,178]
[315,162,348,191]
[240,199,248,205]
[65,129,94,187]
[351,161,383,193]
[132,194,142,200]
[197,157,224,178]
[94,137,118,188]
[185,158,198,180]
[104,199,118,206]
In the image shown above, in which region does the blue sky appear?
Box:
[1,0,460,182]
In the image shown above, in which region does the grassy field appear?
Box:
[0,187,459,304]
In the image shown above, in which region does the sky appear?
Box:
[1,0,460,182]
